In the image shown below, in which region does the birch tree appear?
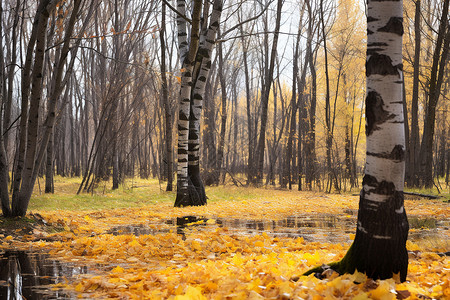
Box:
[174,0,223,207]
[306,0,409,281]
[1,0,94,217]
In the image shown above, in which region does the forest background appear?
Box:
[0,0,448,217]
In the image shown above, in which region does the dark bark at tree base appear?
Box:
[174,174,207,207]
[304,191,409,282]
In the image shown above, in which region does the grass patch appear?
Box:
[29,177,175,211]
[26,175,449,212]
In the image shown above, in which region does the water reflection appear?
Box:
[0,251,88,299]
[107,214,450,245]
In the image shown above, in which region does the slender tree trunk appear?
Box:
[12,0,54,216]
[283,13,304,189]
[407,0,421,186]
[160,2,173,191]
[305,0,318,190]
[0,3,10,216]
[241,27,254,184]
[175,0,201,205]
[255,0,283,184]
[45,130,54,193]
[112,143,119,190]
[11,0,45,211]
[3,0,20,160]
[418,0,449,187]
[0,119,10,216]
[320,0,333,193]
[216,36,227,184]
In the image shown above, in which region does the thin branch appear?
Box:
[217,30,299,43]
[162,0,192,24]
[219,0,273,39]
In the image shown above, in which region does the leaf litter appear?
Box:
[1,192,449,299]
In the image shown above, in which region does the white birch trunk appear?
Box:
[351,0,408,281]
[188,0,222,168]
[175,0,202,206]
[305,0,409,282]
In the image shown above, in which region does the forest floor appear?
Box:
[0,178,449,299]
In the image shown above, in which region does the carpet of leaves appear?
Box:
[1,192,449,299]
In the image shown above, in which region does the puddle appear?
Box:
[1,214,448,299]
[108,214,450,245]
[0,250,88,299]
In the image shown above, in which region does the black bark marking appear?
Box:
[193,93,203,100]
[367,48,385,55]
[367,17,379,22]
[362,174,378,188]
[197,48,208,57]
[390,144,405,161]
[366,145,405,162]
[368,42,388,47]
[366,53,400,77]
[368,29,374,35]
[365,91,395,136]
[378,17,403,36]
[179,112,189,121]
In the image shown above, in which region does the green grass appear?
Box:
[26,175,449,212]
[29,177,175,211]
[404,184,450,202]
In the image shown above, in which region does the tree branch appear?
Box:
[219,0,273,39]
[162,0,191,24]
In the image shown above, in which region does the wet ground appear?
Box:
[0,250,89,299]
[1,213,449,299]
[108,214,450,244]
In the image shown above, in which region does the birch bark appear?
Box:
[343,0,408,281]
[305,0,409,281]
[175,0,222,206]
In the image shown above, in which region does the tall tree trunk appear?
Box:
[175,0,201,205]
[407,0,421,186]
[2,0,20,160]
[216,35,227,185]
[255,0,283,184]
[305,0,318,190]
[320,0,333,193]
[0,2,11,216]
[240,26,255,184]
[175,0,222,207]
[11,0,45,211]
[311,0,409,281]
[283,11,304,189]
[418,0,449,188]
[12,0,54,216]
[160,1,173,191]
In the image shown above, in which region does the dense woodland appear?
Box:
[0,0,448,215]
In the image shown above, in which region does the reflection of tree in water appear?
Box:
[176,216,208,238]
[0,251,87,299]
[104,215,447,245]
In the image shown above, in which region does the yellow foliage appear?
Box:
[2,185,449,299]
